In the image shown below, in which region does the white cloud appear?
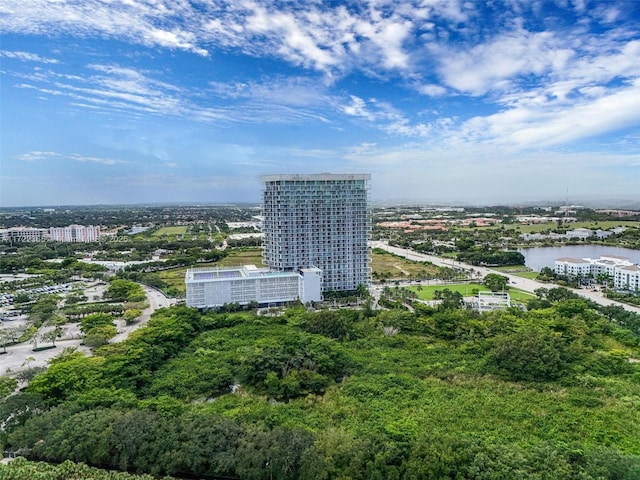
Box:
[343,95,375,120]
[436,29,574,95]
[0,50,59,63]
[17,151,127,165]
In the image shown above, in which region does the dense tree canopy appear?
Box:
[2,294,639,479]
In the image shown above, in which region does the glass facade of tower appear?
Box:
[260,173,371,292]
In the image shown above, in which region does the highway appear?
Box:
[371,241,640,314]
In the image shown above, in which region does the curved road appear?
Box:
[371,241,640,314]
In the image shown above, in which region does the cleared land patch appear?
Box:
[372,251,440,279]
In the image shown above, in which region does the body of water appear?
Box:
[519,245,640,271]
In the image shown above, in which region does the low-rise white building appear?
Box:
[554,255,640,292]
[554,257,593,276]
[615,265,640,292]
[185,265,322,309]
[0,227,48,242]
[566,228,593,240]
[475,291,511,313]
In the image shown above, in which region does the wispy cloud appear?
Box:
[1,50,59,63]
[2,0,640,207]
[17,151,127,165]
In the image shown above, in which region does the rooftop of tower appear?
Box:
[260,173,370,182]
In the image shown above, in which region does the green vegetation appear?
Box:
[483,273,509,291]
[0,458,170,480]
[492,265,539,279]
[408,283,486,300]
[516,220,639,233]
[216,247,264,267]
[106,279,146,302]
[512,271,540,279]
[151,225,189,237]
[457,249,524,266]
[2,290,639,479]
[504,288,537,302]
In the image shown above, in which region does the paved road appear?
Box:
[1,284,174,375]
[371,241,640,314]
[111,285,173,342]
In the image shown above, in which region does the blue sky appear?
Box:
[1,0,639,207]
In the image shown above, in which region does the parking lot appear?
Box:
[1,279,171,375]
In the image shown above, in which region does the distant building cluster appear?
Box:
[378,216,499,232]
[520,227,625,242]
[555,255,640,292]
[515,215,577,224]
[186,173,371,308]
[0,224,101,242]
[595,209,640,217]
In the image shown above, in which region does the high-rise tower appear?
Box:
[260,173,371,292]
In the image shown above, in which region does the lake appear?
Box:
[519,245,640,271]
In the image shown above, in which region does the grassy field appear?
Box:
[493,265,532,273]
[154,248,264,295]
[511,271,540,280]
[506,288,537,302]
[406,283,536,302]
[492,265,540,279]
[372,250,440,278]
[152,226,189,237]
[407,283,486,300]
[455,220,638,233]
[513,220,639,233]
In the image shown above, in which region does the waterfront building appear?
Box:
[260,173,371,292]
[615,265,640,292]
[185,265,322,308]
[554,255,640,292]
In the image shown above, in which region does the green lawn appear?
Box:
[493,265,533,273]
[512,271,540,280]
[491,266,540,280]
[513,220,639,233]
[406,283,536,302]
[407,283,486,300]
[152,226,189,237]
[508,288,537,302]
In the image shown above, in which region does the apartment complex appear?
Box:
[555,255,640,292]
[0,225,100,243]
[185,265,322,308]
[261,173,371,292]
[49,224,100,242]
[0,227,48,242]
